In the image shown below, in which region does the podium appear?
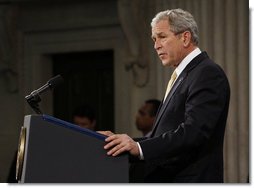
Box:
[16,114,129,183]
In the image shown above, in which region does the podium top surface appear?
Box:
[41,114,107,141]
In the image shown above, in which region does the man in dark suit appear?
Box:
[99,8,230,183]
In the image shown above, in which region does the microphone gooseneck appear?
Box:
[25,75,64,114]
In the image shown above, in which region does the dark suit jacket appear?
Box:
[138,52,230,183]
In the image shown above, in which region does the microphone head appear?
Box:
[47,75,64,89]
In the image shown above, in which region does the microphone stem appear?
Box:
[32,84,50,96]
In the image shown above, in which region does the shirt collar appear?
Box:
[175,48,201,77]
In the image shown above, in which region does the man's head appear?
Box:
[135,99,161,136]
[72,104,96,130]
[151,9,199,67]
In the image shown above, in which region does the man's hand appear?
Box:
[103,134,140,157]
[97,131,114,137]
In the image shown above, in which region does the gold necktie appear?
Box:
[164,70,177,101]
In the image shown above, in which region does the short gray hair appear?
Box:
[151,9,199,45]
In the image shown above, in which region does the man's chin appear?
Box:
[161,61,170,66]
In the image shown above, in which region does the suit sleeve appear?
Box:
[139,63,230,161]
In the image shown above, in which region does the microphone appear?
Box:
[25,75,64,114]
[25,75,63,101]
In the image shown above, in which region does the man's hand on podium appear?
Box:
[97,131,114,137]
[97,131,140,157]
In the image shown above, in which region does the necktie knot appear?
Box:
[164,70,177,101]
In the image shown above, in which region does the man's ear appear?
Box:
[182,30,192,47]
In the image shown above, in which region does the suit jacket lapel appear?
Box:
[150,52,209,137]
[151,72,186,136]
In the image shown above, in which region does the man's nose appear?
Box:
[154,40,162,50]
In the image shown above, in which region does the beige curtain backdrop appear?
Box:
[119,0,249,183]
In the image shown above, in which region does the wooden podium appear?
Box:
[16,114,129,183]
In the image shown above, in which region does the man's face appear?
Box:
[73,116,95,130]
[135,103,155,132]
[151,20,184,67]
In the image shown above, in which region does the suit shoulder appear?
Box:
[197,58,227,77]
